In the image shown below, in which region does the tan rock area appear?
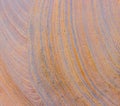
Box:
[0,0,120,106]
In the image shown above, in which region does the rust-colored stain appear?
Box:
[0,0,120,106]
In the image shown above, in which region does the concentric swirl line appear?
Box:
[89,0,120,89]
[69,0,119,105]
[102,0,120,69]
[80,0,118,106]
[97,0,120,89]
[99,0,120,71]
[81,0,119,105]
[64,0,102,105]
[67,0,110,105]
[0,56,33,105]
[90,0,120,100]
[29,0,49,105]
[29,0,57,105]
[1,0,27,38]
[49,1,92,105]
[29,0,120,106]
[0,0,44,105]
[64,1,100,105]
[0,0,119,105]
[29,0,91,105]
[29,0,74,105]
[80,0,119,105]
[56,0,95,105]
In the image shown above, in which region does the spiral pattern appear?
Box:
[0,0,120,106]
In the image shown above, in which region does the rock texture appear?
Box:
[0,0,120,106]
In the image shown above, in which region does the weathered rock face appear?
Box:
[0,0,120,106]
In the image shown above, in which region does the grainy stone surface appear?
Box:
[0,0,120,106]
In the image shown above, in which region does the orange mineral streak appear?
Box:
[0,0,120,106]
